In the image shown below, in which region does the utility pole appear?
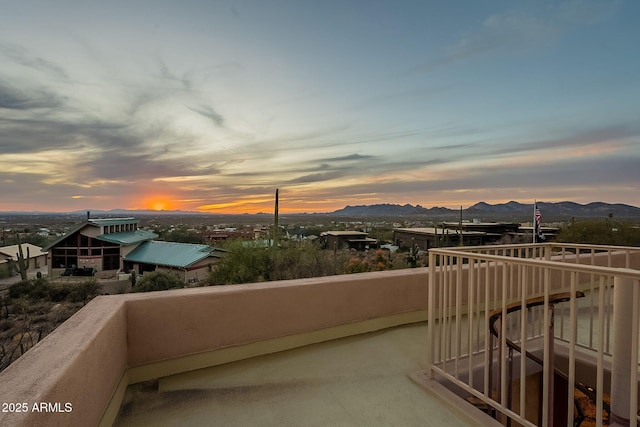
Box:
[459,206,464,246]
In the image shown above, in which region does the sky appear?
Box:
[1,0,639,214]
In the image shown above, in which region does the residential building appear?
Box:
[394,227,494,250]
[321,230,378,250]
[394,222,546,250]
[42,217,224,283]
[123,240,225,284]
[43,217,157,276]
[0,243,47,277]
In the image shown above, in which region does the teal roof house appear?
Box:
[124,241,225,284]
[43,217,224,283]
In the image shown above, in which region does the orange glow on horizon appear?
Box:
[127,187,587,215]
[138,194,180,211]
[151,201,169,211]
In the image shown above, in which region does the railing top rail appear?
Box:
[430,247,640,279]
[432,242,640,253]
[545,242,640,252]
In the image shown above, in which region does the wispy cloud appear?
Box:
[0,43,68,79]
[156,58,193,90]
[417,0,619,72]
[0,80,64,110]
[489,124,640,157]
[187,104,225,127]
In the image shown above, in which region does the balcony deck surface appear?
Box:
[114,323,489,426]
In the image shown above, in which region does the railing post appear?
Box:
[427,251,436,379]
[611,275,635,426]
[546,305,555,427]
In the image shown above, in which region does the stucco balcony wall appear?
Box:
[125,268,428,371]
[0,268,429,427]
[0,298,128,427]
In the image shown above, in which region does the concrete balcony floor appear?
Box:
[115,323,493,427]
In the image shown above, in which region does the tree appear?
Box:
[69,280,102,305]
[208,240,273,285]
[132,271,184,292]
[271,241,347,280]
[556,219,640,246]
[208,239,348,285]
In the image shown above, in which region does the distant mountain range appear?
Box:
[2,201,639,220]
[331,201,640,220]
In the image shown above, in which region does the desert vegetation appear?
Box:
[556,218,640,246]
[0,278,102,372]
[131,271,185,292]
[208,240,420,285]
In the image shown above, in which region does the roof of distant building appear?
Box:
[124,241,225,268]
[96,230,159,245]
[42,218,144,250]
[394,227,490,236]
[0,243,46,259]
[321,231,369,236]
[89,218,139,226]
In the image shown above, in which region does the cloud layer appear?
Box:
[0,0,638,212]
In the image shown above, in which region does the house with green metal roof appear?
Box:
[43,217,225,283]
[124,241,226,284]
[43,217,157,277]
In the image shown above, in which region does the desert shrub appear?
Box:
[48,283,73,302]
[0,264,11,279]
[68,280,102,304]
[8,281,33,299]
[344,256,372,274]
[9,278,100,305]
[132,271,184,292]
[8,278,49,300]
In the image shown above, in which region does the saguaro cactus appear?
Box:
[15,235,30,281]
[273,188,279,249]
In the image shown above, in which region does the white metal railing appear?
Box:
[427,243,640,427]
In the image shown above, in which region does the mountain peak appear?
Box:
[331,201,640,219]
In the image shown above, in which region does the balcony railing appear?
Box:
[427,243,640,427]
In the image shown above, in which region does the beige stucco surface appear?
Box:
[124,268,427,370]
[115,323,493,427]
[0,297,129,427]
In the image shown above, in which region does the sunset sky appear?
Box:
[1,0,639,213]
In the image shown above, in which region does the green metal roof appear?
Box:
[42,218,142,251]
[96,230,159,245]
[124,241,224,268]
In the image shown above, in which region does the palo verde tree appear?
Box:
[209,239,349,285]
[209,239,274,285]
